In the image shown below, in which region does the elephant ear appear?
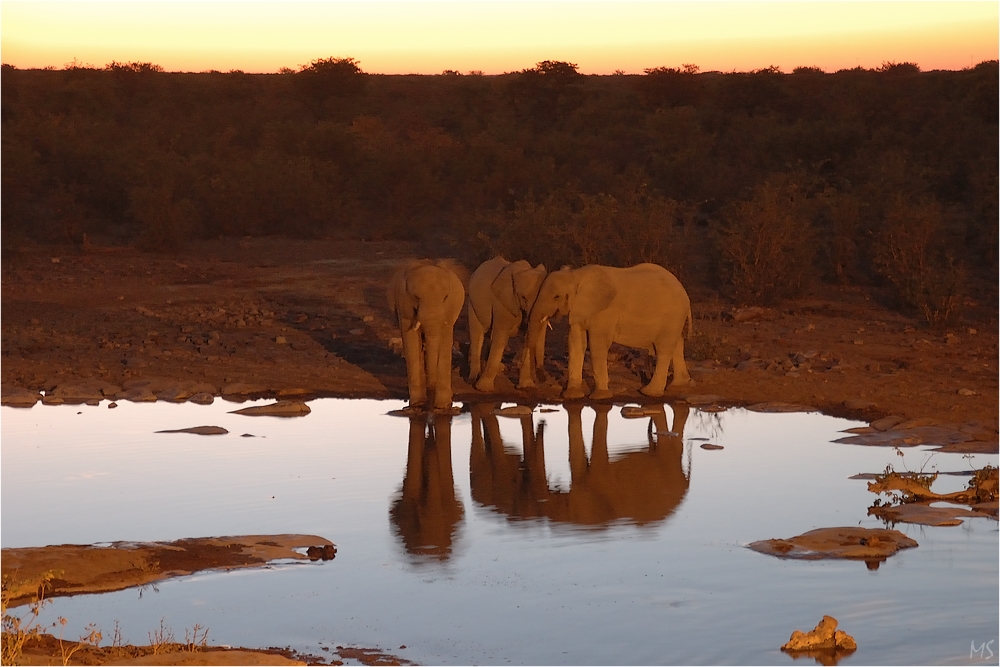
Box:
[570,269,616,324]
[513,264,546,313]
[491,263,523,319]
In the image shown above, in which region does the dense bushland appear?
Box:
[2,59,996,322]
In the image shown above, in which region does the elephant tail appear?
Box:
[685,305,693,338]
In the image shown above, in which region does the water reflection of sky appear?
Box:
[2,399,997,665]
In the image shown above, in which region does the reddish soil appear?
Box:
[2,237,996,441]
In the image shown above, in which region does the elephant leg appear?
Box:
[468,309,485,382]
[563,324,588,400]
[668,336,692,386]
[475,325,511,392]
[640,337,673,397]
[432,328,455,410]
[588,333,613,400]
[402,326,427,406]
[516,343,536,389]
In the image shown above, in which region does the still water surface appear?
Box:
[2,399,997,665]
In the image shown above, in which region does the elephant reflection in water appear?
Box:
[470,403,690,526]
[389,415,464,561]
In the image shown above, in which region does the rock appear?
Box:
[1,386,41,407]
[870,415,904,431]
[275,336,287,345]
[50,382,108,403]
[115,386,158,402]
[108,402,118,409]
[868,501,993,526]
[834,425,973,448]
[894,417,940,429]
[679,394,725,406]
[362,315,375,323]
[188,392,215,405]
[221,382,269,396]
[306,544,338,560]
[700,443,724,450]
[843,398,876,410]
[958,388,978,396]
[747,402,816,413]
[748,526,917,563]
[229,401,311,417]
[277,387,311,396]
[495,405,533,417]
[348,328,364,335]
[621,405,663,418]
[155,426,229,436]
[781,615,857,653]
[731,306,767,322]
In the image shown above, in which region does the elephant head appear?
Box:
[468,256,547,392]
[387,258,467,410]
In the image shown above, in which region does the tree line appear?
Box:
[2,58,996,323]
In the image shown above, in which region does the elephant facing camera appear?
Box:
[387,258,467,411]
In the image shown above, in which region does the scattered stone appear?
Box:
[731,306,767,322]
[1,386,41,407]
[221,382,269,396]
[834,425,973,449]
[495,405,533,417]
[781,615,857,656]
[746,402,816,413]
[49,382,109,403]
[275,336,287,345]
[188,392,215,405]
[870,415,904,431]
[868,502,994,526]
[108,402,118,409]
[155,426,229,436]
[277,387,311,396]
[620,405,662,418]
[362,315,375,323]
[748,526,917,563]
[958,388,978,396]
[306,544,337,560]
[894,417,940,429]
[115,386,158,402]
[680,394,725,406]
[229,401,311,417]
[700,443,724,450]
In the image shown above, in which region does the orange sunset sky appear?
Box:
[1,1,997,74]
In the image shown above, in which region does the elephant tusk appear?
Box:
[409,320,421,332]
[546,320,553,330]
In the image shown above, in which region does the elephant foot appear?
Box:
[517,381,536,391]
[474,377,495,393]
[431,404,461,416]
[668,376,694,387]
[563,385,587,400]
[639,384,665,398]
[589,388,614,400]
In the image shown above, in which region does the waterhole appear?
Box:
[2,399,996,665]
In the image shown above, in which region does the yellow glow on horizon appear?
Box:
[2,1,997,74]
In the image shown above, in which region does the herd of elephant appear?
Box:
[387,256,693,411]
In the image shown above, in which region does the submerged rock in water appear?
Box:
[495,405,533,417]
[156,425,229,436]
[748,526,917,565]
[229,400,311,417]
[1,386,41,407]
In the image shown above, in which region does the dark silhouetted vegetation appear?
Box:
[2,58,996,323]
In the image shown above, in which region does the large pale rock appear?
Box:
[229,400,311,417]
[156,426,229,436]
[1,386,41,407]
[781,615,857,653]
[748,526,917,562]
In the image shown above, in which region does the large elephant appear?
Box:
[526,263,692,400]
[387,259,467,410]
[467,256,547,392]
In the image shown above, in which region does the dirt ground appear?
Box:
[1,236,997,665]
[2,236,996,436]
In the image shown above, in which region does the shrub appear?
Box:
[714,180,815,304]
[873,197,964,327]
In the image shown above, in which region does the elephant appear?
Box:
[525,263,692,400]
[469,402,690,527]
[387,259,468,410]
[389,414,464,562]
[467,256,547,392]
